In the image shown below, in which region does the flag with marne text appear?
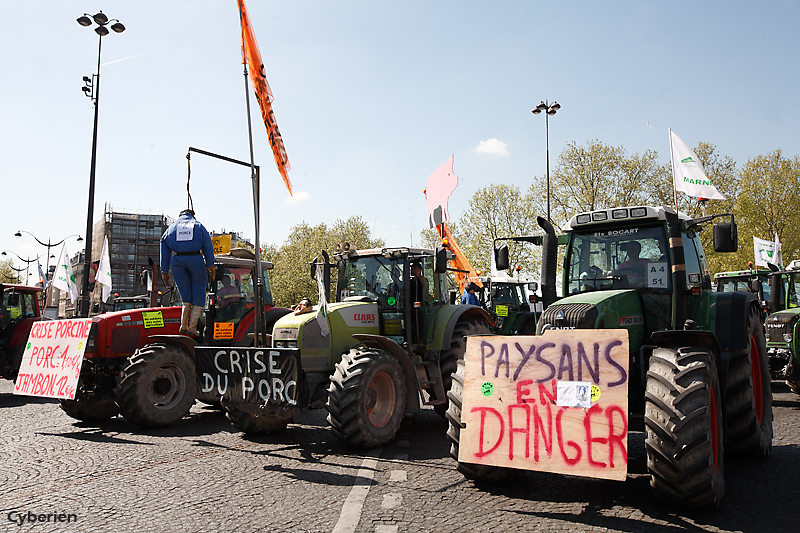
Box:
[670,130,725,200]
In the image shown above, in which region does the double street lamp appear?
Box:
[532,100,561,222]
[15,230,83,281]
[76,11,125,317]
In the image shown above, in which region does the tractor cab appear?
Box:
[1,284,43,380]
[205,248,279,346]
[333,246,455,348]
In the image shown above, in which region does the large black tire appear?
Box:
[645,347,725,508]
[115,343,197,428]
[224,402,291,435]
[723,306,773,458]
[59,399,120,422]
[445,358,517,483]
[434,318,491,418]
[326,347,407,447]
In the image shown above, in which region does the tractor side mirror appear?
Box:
[713,221,738,253]
[7,293,19,307]
[495,244,510,271]
[750,278,763,293]
[434,246,448,273]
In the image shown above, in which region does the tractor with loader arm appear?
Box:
[59,249,290,426]
[202,244,493,448]
[446,206,772,508]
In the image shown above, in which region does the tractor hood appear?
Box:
[537,289,645,352]
[272,301,381,372]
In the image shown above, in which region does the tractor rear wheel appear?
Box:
[115,343,197,428]
[326,347,406,447]
[723,306,773,458]
[645,346,724,508]
[435,318,491,418]
[59,398,120,422]
[224,402,291,435]
[446,358,517,483]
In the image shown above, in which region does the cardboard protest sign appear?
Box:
[459,330,629,481]
[13,318,92,400]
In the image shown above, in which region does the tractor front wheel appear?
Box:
[446,358,517,483]
[645,346,724,508]
[326,347,406,447]
[435,318,491,418]
[115,343,197,428]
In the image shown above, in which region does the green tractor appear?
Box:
[764,260,800,395]
[474,275,539,335]
[220,245,493,447]
[447,206,772,508]
[714,267,776,316]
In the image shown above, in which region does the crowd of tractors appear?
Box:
[2,203,794,509]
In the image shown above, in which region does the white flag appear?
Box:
[96,237,113,303]
[753,236,776,267]
[774,233,784,270]
[669,130,726,200]
[315,264,329,336]
[53,244,78,303]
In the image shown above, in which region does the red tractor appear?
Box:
[0,284,43,381]
[60,249,291,426]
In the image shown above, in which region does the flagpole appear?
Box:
[668,128,678,211]
[242,58,265,347]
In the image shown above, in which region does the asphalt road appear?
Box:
[1,380,797,533]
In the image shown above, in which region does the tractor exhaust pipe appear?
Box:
[538,216,558,308]
[664,210,687,330]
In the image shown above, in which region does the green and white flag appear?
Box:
[754,236,778,267]
[53,244,78,303]
[669,129,726,200]
[315,264,329,336]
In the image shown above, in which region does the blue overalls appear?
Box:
[160,213,215,307]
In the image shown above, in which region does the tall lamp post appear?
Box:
[532,100,561,222]
[1,251,41,286]
[76,11,125,317]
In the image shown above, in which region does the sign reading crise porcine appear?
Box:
[459,330,629,481]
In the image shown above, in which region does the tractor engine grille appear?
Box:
[537,303,598,333]
[765,312,798,343]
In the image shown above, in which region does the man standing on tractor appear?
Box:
[160,208,215,335]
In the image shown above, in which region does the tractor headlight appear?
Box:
[784,333,793,343]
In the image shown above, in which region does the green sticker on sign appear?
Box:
[388,296,396,306]
[481,382,494,397]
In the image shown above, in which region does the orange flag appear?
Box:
[237,0,292,196]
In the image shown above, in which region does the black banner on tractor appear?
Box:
[195,346,303,408]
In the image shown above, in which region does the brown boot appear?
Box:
[179,303,192,334]
[187,304,203,336]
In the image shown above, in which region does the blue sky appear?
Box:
[2,1,799,281]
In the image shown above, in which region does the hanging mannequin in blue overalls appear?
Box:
[160,209,215,335]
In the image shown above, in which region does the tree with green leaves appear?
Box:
[450,184,539,280]
[1,259,22,283]
[267,216,384,308]
[734,150,800,267]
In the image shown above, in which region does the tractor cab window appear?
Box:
[214,264,272,324]
[339,255,403,310]
[567,226,670,294]
[1,290,36,329]
[787,273,800,308]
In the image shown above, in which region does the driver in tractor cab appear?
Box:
[217,275,241,309]
[615,241,649,286]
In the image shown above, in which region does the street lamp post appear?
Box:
[76,11,125,317]
[1,251,41,286]
[532,100,561,222]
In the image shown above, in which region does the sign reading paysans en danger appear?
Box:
[458,330,629,481]
[13,318,92,400]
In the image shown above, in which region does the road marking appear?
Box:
[375,526,398,533]
[332,447,382,533]
[381,493,402,509]
[388,470,406,482]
